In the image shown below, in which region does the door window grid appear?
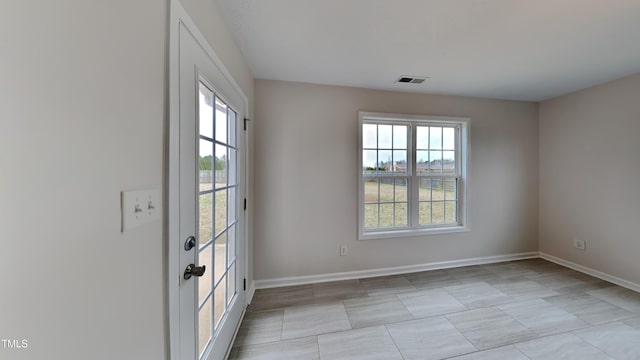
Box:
[197,82,239,356]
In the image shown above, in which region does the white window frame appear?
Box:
[358,112,470,240]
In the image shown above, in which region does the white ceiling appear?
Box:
[216,0,640,101]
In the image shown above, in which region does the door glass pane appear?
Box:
[214,276,227,330]
[228,187,236,226]
[199,83,213,139]
[214,231,227,283]
[215,144,227,189]
[227,224,236,266]
[228,148,237,185]
[198,298,211,356]
[227,262,236,305]
[215,97,227,144]
[200,139,213,191]
[198,244,212,305]
[215,190,227,235]
[229,110,237,147]
[199,193,212,244]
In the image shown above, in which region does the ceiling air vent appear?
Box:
[395,76,428,84]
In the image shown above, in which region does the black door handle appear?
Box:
[184,264,206,280]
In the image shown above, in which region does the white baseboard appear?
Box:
[539,252,640,293]
[253,252,539,289]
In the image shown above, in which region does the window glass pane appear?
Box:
[198,298,211,356]
[379,203,394,227]
[378,150,392,173]
[431,179,444,200]
[229,109,237,147]
[443,151,455,173]
[215,190,227,235]
[429,126,442,149]
[429,150,442,172]
[364,179,379,203]
[444,179,457,201]
[419,202,431,225]
[227,262,236,305]
[199,193,212,244]
[214,231,227,283]
[198,245,212,305]
[393,125,407,149]
[416,126,429,149]
[419,179,432,201]
[394,179,407,202]
[417,150,429,173]
[393,150,407,173]
[214,275,226,330]
[445,201,457,223]
[363,150,377,174]
[379,179,394,202]
[432,202,444,223]
[215,97,228,144]
[395,203,407,226]
[364,204,378,228]
[443,127,455,150]
[215,145,227,189]
[378,125,392,149]
[199,83,213,139]
[363,123,377,148]
[199,139,213,191]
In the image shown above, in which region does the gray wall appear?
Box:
[0,1,253,359]
[539,72,640,285]
[254,80,539,281]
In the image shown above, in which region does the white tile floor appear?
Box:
[230,259,640,359]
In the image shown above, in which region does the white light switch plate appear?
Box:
[121,188,161,232]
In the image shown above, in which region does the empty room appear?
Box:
[2,1,640,360]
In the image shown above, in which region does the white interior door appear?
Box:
[171,7,246,359]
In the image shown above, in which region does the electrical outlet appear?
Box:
[340,245,348,256]
[574,238,586,251]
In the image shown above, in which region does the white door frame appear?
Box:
[168,1,250,359]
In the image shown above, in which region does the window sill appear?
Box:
[359,225,469,240]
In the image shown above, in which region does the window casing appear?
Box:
[358,112,469,240]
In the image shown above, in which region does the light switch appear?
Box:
[121,187,161,232]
